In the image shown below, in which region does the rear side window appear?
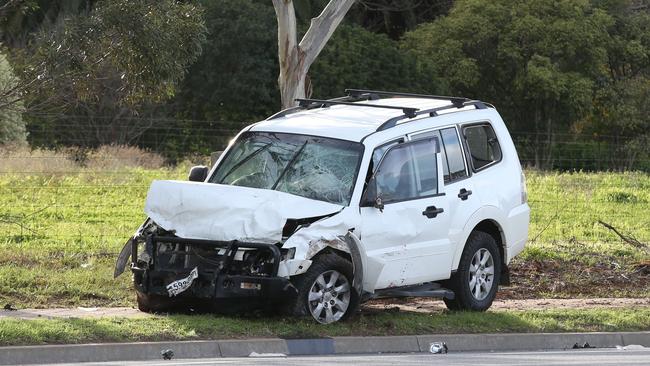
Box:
[439,127,468,182]
[463,124,502,171]
[409,127,468,183]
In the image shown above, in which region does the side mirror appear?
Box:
[188,165,208,182]
[361,190,384,213]
[374,197,384,212]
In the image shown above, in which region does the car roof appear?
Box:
[250,97,481,142]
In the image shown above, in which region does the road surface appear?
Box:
[27,348,650,366]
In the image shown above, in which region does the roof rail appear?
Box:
[265,88,488,125]
[265,94,362,120]
[295,98,419,118]
[376,100,489,131]
[345,89,469,108]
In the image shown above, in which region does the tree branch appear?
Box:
[598,220,649,253]
[299,0,356,69]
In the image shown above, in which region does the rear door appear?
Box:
[409,126,480,268]
[360,137,452,290]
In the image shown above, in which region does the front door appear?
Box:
[360,137,452,291]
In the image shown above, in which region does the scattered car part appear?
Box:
[429,342,448,354]
[161,349,174,360]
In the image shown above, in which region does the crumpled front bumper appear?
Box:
[131,235,297,300]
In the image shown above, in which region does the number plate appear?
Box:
[166,267,199,297]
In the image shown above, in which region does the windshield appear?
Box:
[209,132,364,205]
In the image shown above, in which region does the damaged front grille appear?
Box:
[131,234,293,299]
[138,235,282,277]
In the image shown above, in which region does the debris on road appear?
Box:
[429,342,448,354]
[249,352,287,357]
[3,304,17,311]
[616,345,647,350]
[573,342,595,349]
[161,349,174,360]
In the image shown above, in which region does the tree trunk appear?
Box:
[272,0,355,109]
[277,47,308,109]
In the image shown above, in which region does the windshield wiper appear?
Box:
[218,143,272,183]
[271,140,308,190]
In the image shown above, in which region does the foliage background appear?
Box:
[0,0,648,169]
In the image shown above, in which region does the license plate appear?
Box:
[166,267,199,297]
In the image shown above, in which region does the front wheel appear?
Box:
[136,289,180,313]
[288,253,359,324]
[444,231,501,311]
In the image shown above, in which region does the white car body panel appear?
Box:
[144,180,342,243]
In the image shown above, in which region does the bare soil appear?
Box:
[2,297,648,320]
[503,258,650,299]
[363,297,650,314]
[362,255,650,314]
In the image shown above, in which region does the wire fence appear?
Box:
[23,114,650,171]
[1,126,649,257]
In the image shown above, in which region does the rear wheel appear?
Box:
[288,253,359,324]
[444,231,501,311]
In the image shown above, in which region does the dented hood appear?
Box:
[144,180,343,243]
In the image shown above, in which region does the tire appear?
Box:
[444,231,501,311]
[288,253,360,324]
[136,290,179,313]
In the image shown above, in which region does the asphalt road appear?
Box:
[28,349,650,366]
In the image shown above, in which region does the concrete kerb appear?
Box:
[0,332,648,365]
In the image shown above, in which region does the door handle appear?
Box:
[422,206,444,218]
[458,188,473,201]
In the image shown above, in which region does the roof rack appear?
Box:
[376,100,489,131]
[265,88,492,131]
[295,98,419,118]
[345,89,469,108]
[265,95,359,120]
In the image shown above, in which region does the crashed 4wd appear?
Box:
[115,90,530,324]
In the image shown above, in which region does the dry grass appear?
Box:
[0,144,166,172]
[86,145,165,170]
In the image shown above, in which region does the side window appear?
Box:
[371,138,439,203]
[464,124,502,171]
[409,127,468,183]
[439,127,468,182]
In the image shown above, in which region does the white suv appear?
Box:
[115,89,530,324]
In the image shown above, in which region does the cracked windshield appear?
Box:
[210,132,363,205]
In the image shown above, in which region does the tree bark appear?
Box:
[272,0,355,109]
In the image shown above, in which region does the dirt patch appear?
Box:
[362,257,650,314]
[504,258,650,299]
[3,298,649,320]
[362,297,650,314]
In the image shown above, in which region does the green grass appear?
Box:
[1,308,649,346]
[0,168,648,308]
[524,170,650,264]
[0,167,186,308]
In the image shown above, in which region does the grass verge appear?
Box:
[0,167,648,307]
[1,308,649,346]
